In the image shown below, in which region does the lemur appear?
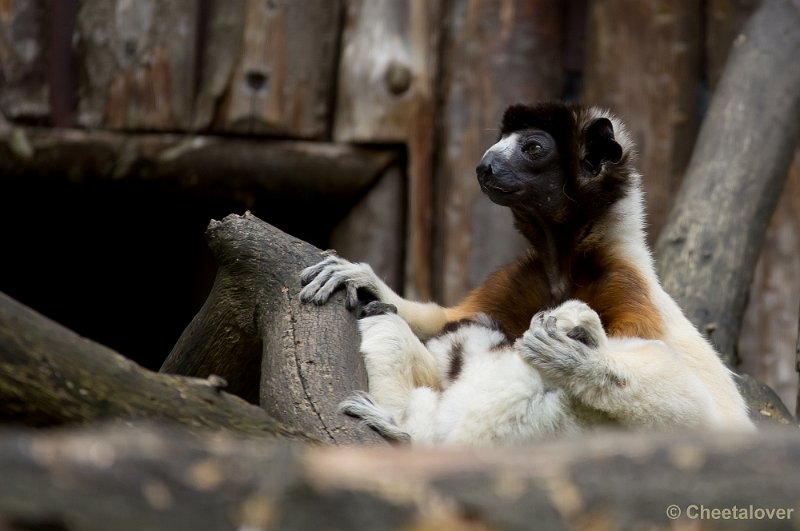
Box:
[300,102,754,445]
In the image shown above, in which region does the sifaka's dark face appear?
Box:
[476,128,564,213]
[476,102,625,225]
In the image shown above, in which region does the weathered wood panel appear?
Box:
[334,0,442,299]
[331,166,405,293]
[74,0,198,130]
[435,0,563,305]
[196,0,342,138]
[583,0,702,244]
[0,0,51,122]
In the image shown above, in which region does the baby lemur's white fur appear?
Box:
[301,102,754,445]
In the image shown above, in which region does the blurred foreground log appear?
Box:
[0,291,308,441]
[1,424,799,530]
[655,0,800,366]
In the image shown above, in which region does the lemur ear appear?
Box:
[583,117,623,175]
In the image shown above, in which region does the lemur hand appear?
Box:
[518,300,608,385]
[299,252,383,310]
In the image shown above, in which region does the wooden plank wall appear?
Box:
[334,0,442,299]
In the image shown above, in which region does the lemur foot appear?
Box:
[339,391,411,444]
[519,300,607,384]
[358,301,397,319]
[299,254,382,310]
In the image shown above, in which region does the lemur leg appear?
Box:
[519,300,718,428]
[355,302,441,417]
[300,254,451,338]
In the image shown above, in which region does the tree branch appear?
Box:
[0,290,311,441]
[655,0,800,366]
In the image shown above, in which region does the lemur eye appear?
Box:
[524,142,544,157]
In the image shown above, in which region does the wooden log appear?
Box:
[655,0,800,367]
[0,0,51,122]
[0,290,310,441]
[0,126,397,204]
[710,0,800,413]
[334,0,443,300]
[434,0,563,305]
[582,0,702,244]
[706,0,760,89]
[331,165,406,292]
[161,213,383,445]
[74,0,198,130]
[194,0,342,138]
[1,424,800,530]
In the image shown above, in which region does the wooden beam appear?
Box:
[0,126,398,204]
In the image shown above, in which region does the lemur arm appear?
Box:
[299,255,464,339]
[519,300,752,430]
[300,253,550,339]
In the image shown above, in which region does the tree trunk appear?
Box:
[161,212,382,444]
[2,424,800,531]
[655,0,800,366]
[0,290,310,441]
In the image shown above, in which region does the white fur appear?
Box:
[302,106,755,446]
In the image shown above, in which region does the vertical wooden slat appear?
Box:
[582,0,702,244]
[74,0,198,130]
[334,0,442,299]
[0,0,51,122]
[435,0,564,306]
[195,0,342,138]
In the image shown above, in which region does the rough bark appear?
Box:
[654,0,800,366]
[195,0,342,137]
[434,0,563,305]
[582,0,702,244]
[0,126,396,204]
[2,424,800,531]
[161,213,382,445]
[334,0,442,299]
[0,291,310,441]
